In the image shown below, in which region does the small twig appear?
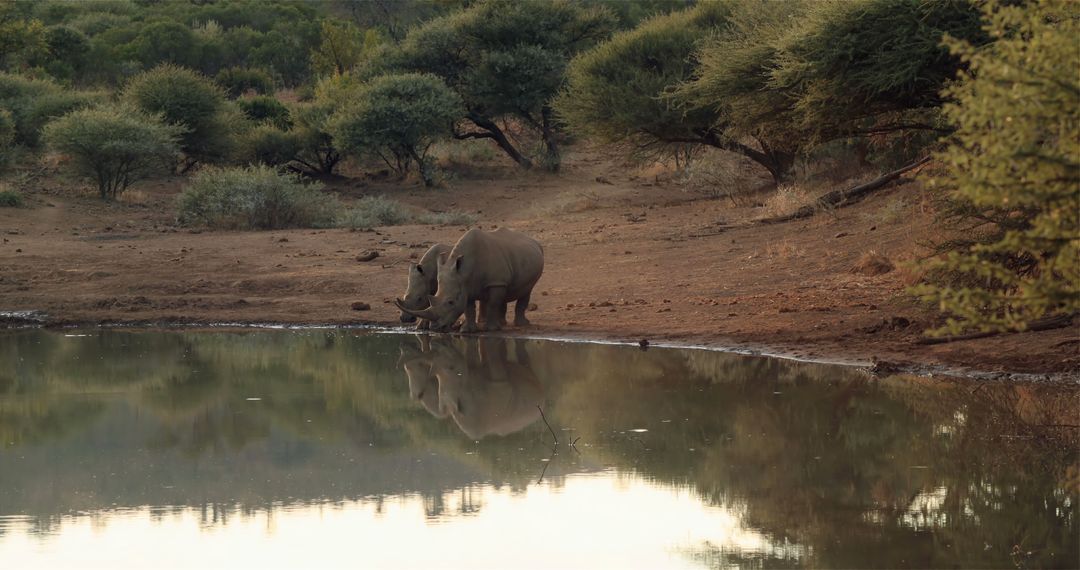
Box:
[537,405,558,448]
[536,446,556,484]
[570,436,581,453]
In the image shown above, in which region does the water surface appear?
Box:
[0,330,1076,569]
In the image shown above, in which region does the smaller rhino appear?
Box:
[399,243,452,329]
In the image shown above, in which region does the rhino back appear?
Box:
[453,229,543,300]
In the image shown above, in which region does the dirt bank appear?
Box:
[1,150,1077,377]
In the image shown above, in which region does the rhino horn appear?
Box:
[395,297,437,321]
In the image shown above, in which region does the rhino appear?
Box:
[399,243,452,329]
[396,227,543,333]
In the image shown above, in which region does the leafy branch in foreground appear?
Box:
[912,0,1080,335]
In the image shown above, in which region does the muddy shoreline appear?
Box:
[7,314,1078,384]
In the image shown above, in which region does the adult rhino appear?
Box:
[396,228,543,333]
[398,243,451,329]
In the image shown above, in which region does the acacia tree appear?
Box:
[913,0,1080,334]
[555,2,801,180]
[329,73,463,186]
[374,0,615,171]
[44,105,182,200]
[760,0,986,143]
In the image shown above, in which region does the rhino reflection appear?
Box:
[398,336,544,439]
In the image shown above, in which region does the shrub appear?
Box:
[177,165,338,229]
[236,124,301,167]
[129,21,200,68]
[215,66,275,98]
[0,72,99,147]
[286,101,339,175]
[328,73,463,186]
[913,0,1080,334]
[0,108,13,170]
[416,210,477,226]
[335,196,414,229]
[0,190,23,207]
[43,104,182,201]
[124,64,234,165]
[237,95,290,129]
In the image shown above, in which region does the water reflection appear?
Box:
[0,329,1076,569]
[399,336,544,439]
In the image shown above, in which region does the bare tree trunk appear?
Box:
[463,112,533,170]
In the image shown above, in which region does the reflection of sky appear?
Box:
[0,473,799,570]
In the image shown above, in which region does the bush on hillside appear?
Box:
[176,165,337,229]
[0,72,99,147]
[236,124,301,167]
[237,95,290,129]
[123,64,237,166]
[43,104,182,200]
[215,66,275,98]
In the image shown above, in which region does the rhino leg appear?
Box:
[483,287,506,331]
[415,319,431,331]
[514,290,532,327]
[497,301,508,327]
[461,300,480,333]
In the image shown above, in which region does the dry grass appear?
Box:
[860,196,909,225]
[850,251,895,276]
[765,238,806,259]
[760,183,816,218]
[529,189,602,218]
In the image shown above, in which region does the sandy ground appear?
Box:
[1,149,1077,378]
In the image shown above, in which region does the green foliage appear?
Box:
[129,20,200,69]
[311,20,384,77]
[328,73,463,186]
[673,0,803,148]
[0,72,99,147]
[214,66,274,98]
[43,104,182,200]
[289,101,342,175]
[0,189,22,207]
[381,0,616,170]
[0,11,48,69]
[123,64,236,165]
[336,196,414,229]
[40,25,90,80]
[555,2,730,155]
[176,165,338,230]
[237,95,290,129]
[235,124,301,167]
[913,0,1080,334]
[765,0,987,142]
[0,107,14,170]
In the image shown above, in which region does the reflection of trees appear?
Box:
[540,345,1078,569]
[0,330,1075,567]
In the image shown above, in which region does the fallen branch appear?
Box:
[757,155,931,224]
[915,313,1075,345]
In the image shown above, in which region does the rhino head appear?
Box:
[398,262,433,323]
[395,254,467,332]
